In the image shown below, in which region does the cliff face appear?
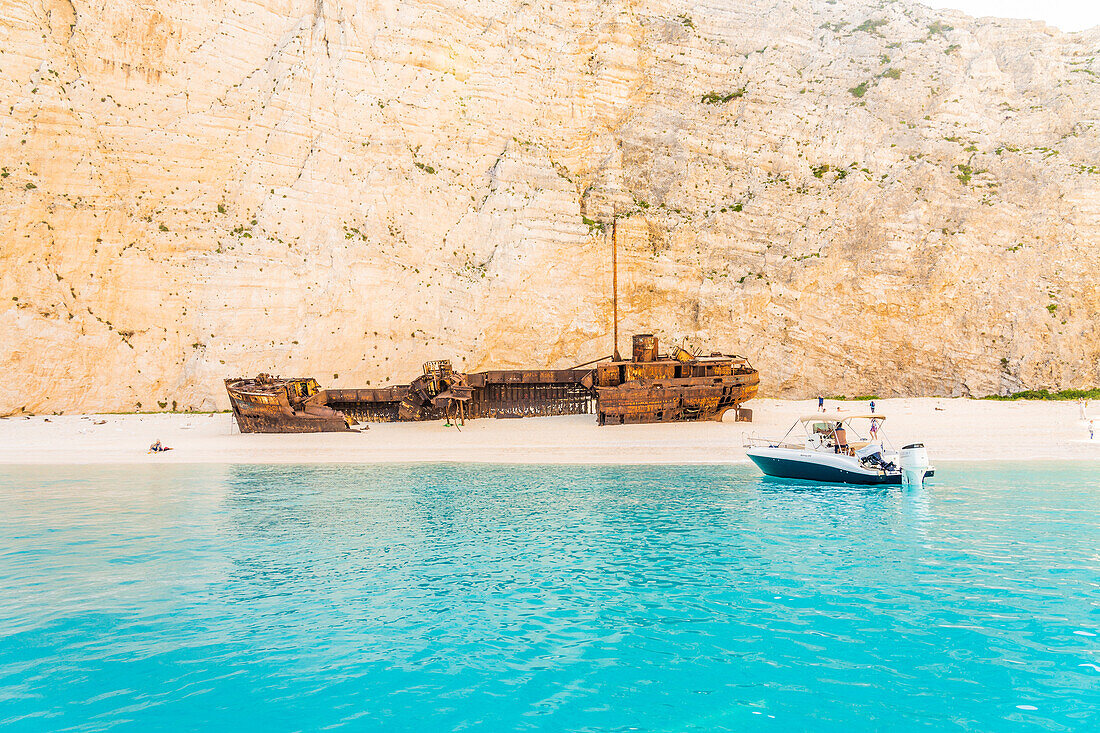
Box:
[2,0,1098,413]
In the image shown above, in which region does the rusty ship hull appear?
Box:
[226,376,354,433]
[594,335,759,425]
[596,376,759,425]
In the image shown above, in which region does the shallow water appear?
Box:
[1,462,1097,731]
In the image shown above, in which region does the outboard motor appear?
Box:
[899,443,931,487]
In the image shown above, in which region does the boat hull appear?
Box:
[747,447,933,485]
[232,411,351,433]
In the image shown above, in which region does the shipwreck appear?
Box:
[226,220,758,432]
[226,336,757,433]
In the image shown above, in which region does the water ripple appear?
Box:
[0,462,1098,731]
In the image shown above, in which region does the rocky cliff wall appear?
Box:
[1,0,1098,413]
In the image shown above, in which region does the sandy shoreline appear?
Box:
[1,398,1098,466]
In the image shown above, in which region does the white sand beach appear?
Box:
[1,398,1098,465]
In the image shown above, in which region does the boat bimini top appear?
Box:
[749,414,889,453]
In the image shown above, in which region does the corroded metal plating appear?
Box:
[224,375,356,433]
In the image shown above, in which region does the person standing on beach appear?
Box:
[818,396,825,413]
[1090,420,1095,441]
[869,400,876,414]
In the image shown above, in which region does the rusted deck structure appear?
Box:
[325,363,595,424]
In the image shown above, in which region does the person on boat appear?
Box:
[834,422,848,454]
[869,417,879,440]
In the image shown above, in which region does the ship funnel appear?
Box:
[632,334,658,363]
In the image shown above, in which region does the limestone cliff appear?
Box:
[1,0,1098,413]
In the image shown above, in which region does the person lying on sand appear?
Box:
[148,440,173,453]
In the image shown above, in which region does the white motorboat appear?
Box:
[745,414,933,485]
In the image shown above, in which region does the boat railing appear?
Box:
[743,434,801,449]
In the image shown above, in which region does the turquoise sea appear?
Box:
[1,463,1097,731]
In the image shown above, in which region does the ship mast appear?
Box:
[611,217,620,361]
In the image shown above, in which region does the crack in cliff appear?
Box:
[291,141,318,188]
[313,0,331,59]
